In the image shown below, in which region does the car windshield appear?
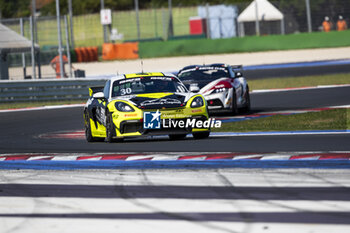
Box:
[111,76,187,97]
[178,67,229,81]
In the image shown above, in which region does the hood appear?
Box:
[181,79,212,90]
[115,92,192,109]
[199,78,233,94]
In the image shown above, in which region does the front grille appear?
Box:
[120,116,208,135]
[144,128,190,135]
[208,99,223,107]
[120,122,142,134]
[142,118,192,135]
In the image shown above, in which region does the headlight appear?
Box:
[190,96,204,108]
[115,102,134,112]
[215,88,228,93]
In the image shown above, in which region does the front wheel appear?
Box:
[231,89,238,115]
[192,131,210,139]
[106,113,122,143]
[241,87,251,113]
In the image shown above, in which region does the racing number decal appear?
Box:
[120,88,132,95]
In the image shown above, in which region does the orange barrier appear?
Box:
[90,47,98,61]
[102,43,117,60]
[80,47,89,62]
[74,47,99,62]
[102,42,139,60]
[74,47,83,62]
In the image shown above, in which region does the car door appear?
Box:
[95,80,110,126]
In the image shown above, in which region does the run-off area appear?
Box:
[0,168,350,233]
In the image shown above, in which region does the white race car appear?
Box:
[177,64,250,114]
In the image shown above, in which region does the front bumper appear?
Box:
[204,90,232,112]
[113,107,210,138]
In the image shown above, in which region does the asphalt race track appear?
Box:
[0,85,349,153]
[1,168,350,233]
[1,69,350,233]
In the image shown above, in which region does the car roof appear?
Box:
[179,63,228,72]
[178,64,227,73]
[179,64,243,73]
[110,72,177,82]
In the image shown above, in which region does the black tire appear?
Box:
[84,112,103,142]
[231,89,238,115]
[192,131,210,139]
[106,112,124,143]
[241,87,251,113]
[106,113,116,143]
[169,134,187,140]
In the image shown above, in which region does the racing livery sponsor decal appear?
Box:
[140,98,182,107]
[124,113,138,117]
[191,109,203,113]
[127,94,187,109]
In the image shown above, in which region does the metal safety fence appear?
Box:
[1,15,72,80]
[0,78,107,103]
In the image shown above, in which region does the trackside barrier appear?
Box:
[74,47,99,62]
[102,42,139,60]
[0,79,107,103]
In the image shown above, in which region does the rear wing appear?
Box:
[88,86,104,97]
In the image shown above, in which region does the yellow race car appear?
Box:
[83,72,211,142]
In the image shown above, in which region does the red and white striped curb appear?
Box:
[0,152,350,161]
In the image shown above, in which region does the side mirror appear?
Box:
[93,92,105,99]
[189,83,200,93]
[235,72,242,78]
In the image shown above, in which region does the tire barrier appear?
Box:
[102,42,139,60]
[74,47,99,63]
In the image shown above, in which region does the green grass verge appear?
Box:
[249,73,350,91]
[139,30,350,58]
[212,108,349,132]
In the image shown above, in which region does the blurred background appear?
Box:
[0,0,349,79]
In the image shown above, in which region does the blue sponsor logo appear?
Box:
[143,110,161,129]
